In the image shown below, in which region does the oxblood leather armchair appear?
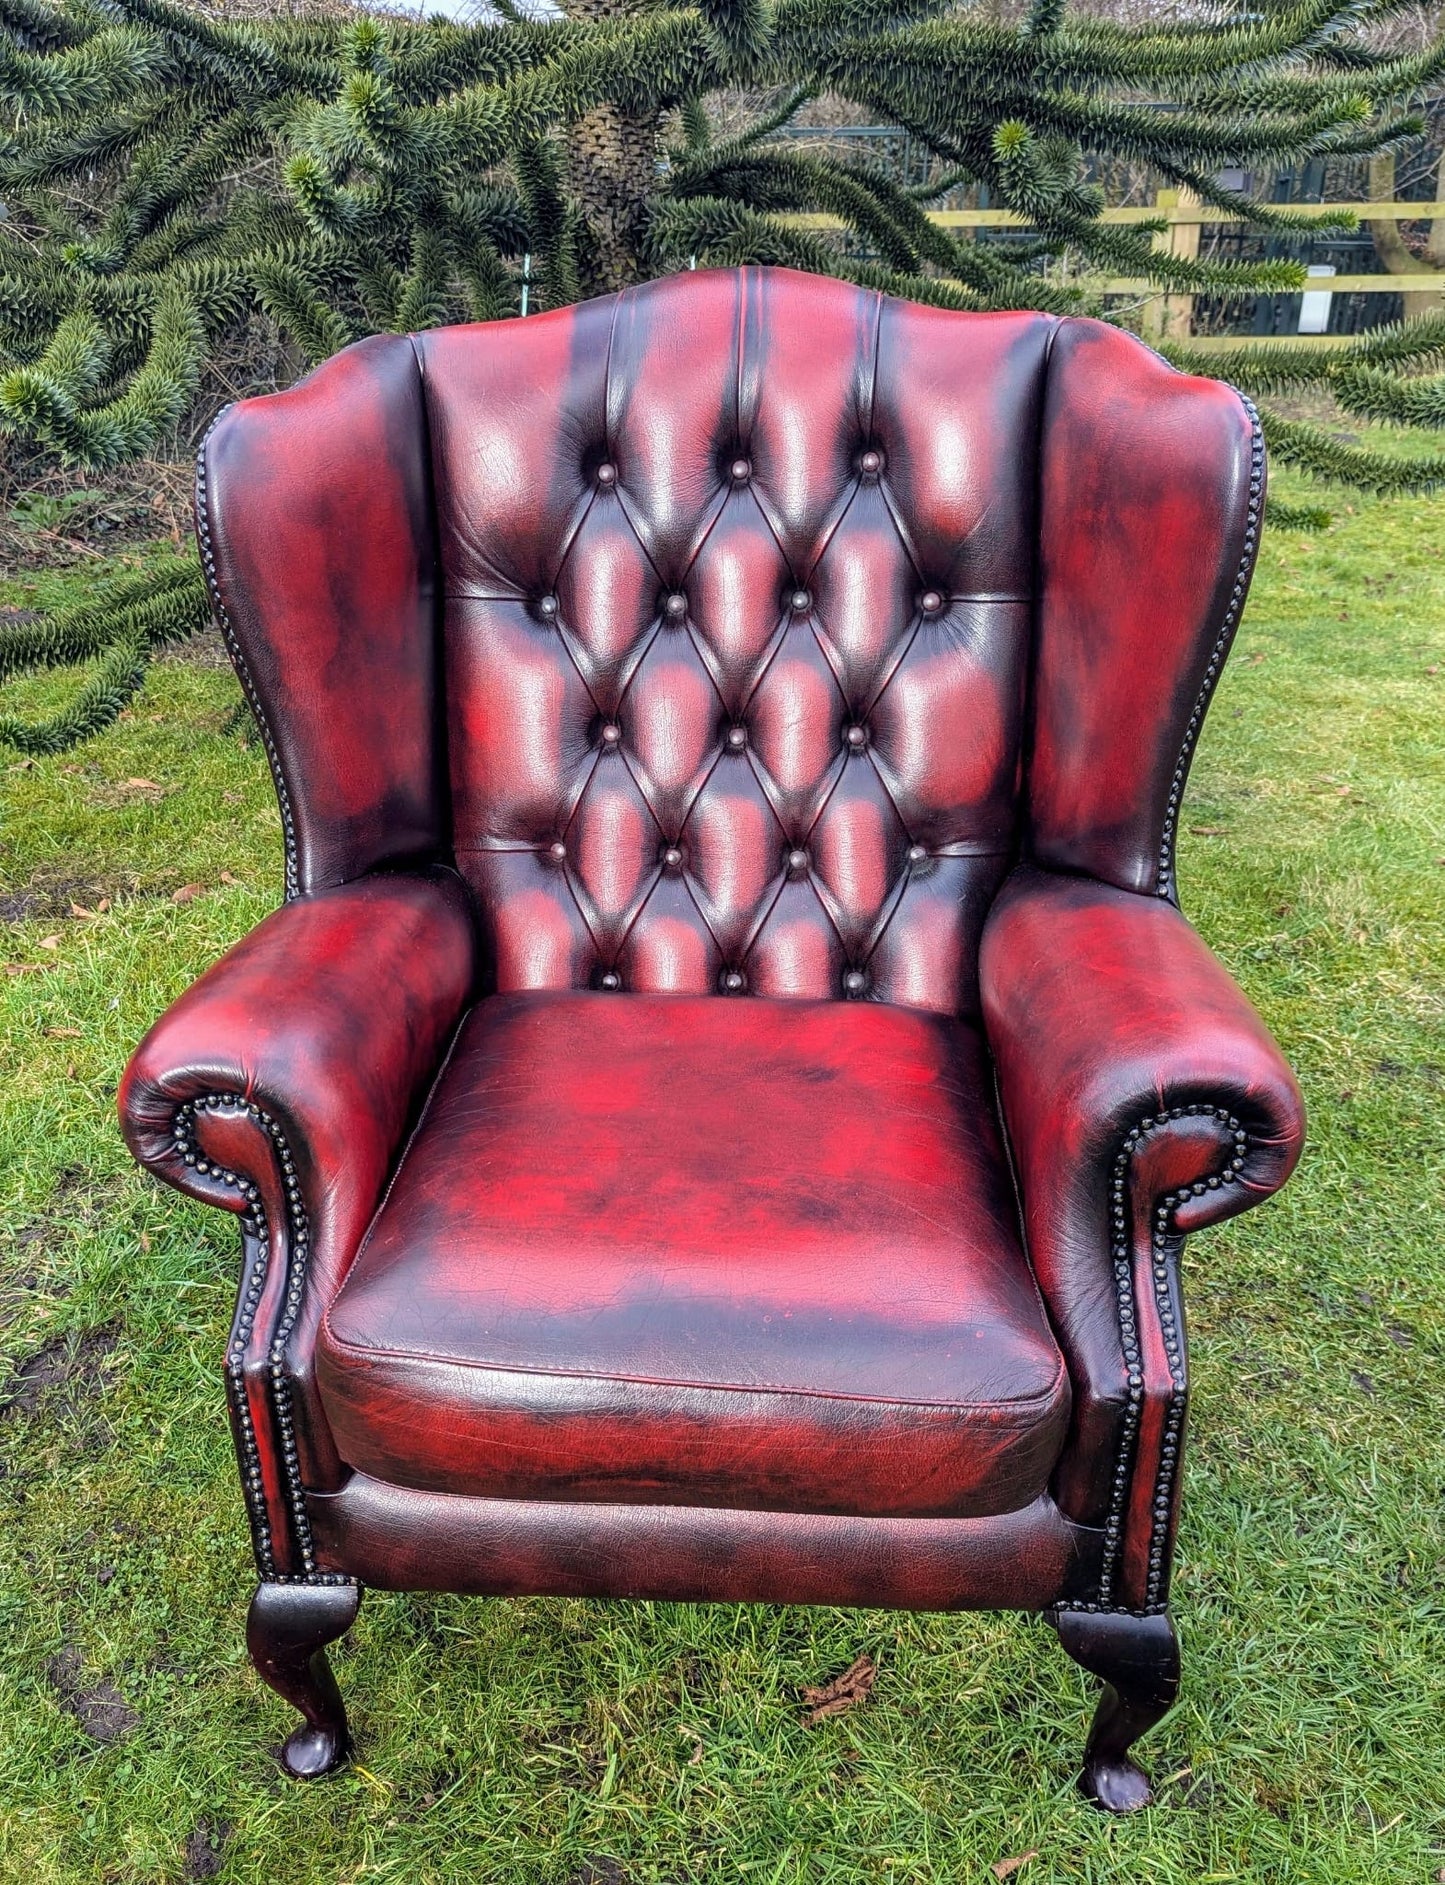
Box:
[120,266,1304,1812]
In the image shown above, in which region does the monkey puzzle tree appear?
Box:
[3,0,1445,749]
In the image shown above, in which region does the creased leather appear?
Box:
[317,989,1071,1518]
[118,874,476,1479]
[308,1476,1102,1609]
[1031,318,1260,896]
[979,865,1305,1522]
[202,333,443,896]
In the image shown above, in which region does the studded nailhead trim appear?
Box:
[172,1093,353,1588]
[1156,396,1264,901]
[1082,1102,1250,1616]
[195,410,302,903]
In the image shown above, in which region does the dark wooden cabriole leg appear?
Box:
[247,1581,361,1779]
[1052,1609,1180,1813]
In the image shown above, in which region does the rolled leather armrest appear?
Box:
[979,864,1304,1517]
[119,870,476,1311]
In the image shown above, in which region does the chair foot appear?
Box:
[246,1581,361,1780]
[1053,1609,1180,1813]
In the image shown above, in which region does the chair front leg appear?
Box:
[1052,1130,1207,1811]
[247,1582,362,1779]
[1052,1609,1180,1811]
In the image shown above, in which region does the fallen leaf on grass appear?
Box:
[219,871,240,885]
[4,963,53,975]
[1189,825,1226,836]
[171,884,203,905]
[44,1027,82,1038]
[37,934,61,950]
[800,1653,875,1724]
[992,1855,1038,1881]
[122,777,161,792]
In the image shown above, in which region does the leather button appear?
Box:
[546,840,567,864]
[721,969,746,993]
[725,725,748,752]
[919,589,945,616]
[538,594,559,621]
[599,970,621,990]
[907,843,928,864]
[789,588,811,614]
[661,844,684,873]
[859,449,883,476]
[844,724,869,751]
[663,592,688,623]
[730,457,752,483]
[595,462,617,487]
[600,722,622,748]
[843,969,868,997]
[786,846,809,877]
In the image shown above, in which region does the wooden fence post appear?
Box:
[1140,187,1200,342]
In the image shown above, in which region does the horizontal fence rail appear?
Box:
[792,201,1445,229]
[786,195,1445,342]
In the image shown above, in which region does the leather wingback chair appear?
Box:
[120,266,1304,1811]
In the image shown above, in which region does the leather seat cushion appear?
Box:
[316,991,1070,1517]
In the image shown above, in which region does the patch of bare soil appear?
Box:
[0,1324,121,1419]
[0,861,186,921]
[567,1862,631,1885]
[45,1644,140,1744]
[155,623,234,670]
[182,1821,232,1880]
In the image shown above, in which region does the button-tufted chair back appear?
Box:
[200,267,1261,1018]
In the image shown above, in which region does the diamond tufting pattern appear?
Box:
[419,271,1053,1015]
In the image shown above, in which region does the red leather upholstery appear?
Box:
[416,276,1052,1011]
[980,865,1304,1605]
[308,1479,1100,1610]
[122,266,1304,1641]
[199,337,442,900]
[317,991,1070,1518]
[119,873,476,1544]
[1032,321,1261,900]
[121,872,475,1311]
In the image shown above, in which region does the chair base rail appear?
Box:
[306,1477,1102,1610]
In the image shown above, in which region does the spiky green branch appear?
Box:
[3,0,1444,750]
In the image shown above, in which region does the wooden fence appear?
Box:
[792,195,1445,344]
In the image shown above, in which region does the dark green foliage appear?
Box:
[0,559,207,750]
[2,0,1444,750]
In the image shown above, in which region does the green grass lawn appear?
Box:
[1,477,1442,1885]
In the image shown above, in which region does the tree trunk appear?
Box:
[560,0,663,295]
[1366,150,1444,322]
